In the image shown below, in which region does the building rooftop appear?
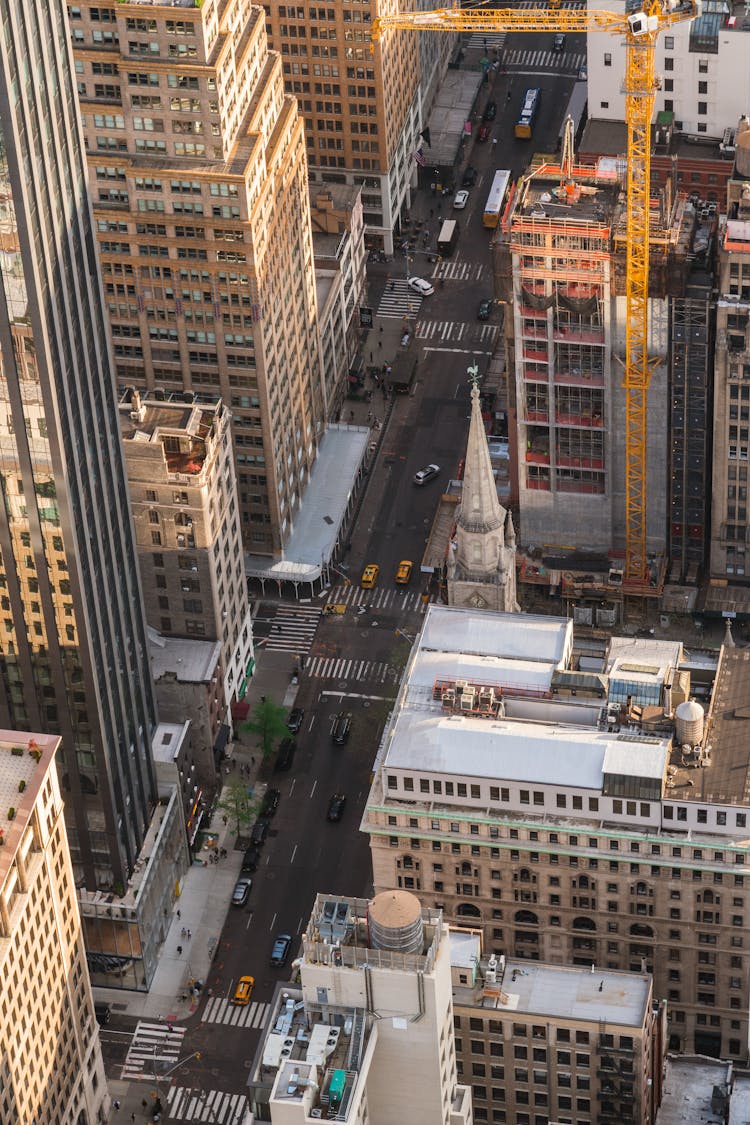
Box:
[419,605,571,665]
[151,722,190,766]
[511,158,622,225]
[0,732,59,879]
[302,893,442,975]
[657,1056,733,1124]
[148,627,222,684]
[119,389,226,479]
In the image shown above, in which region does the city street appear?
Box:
[100,43,582,1123]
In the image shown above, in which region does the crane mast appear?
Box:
[372,1,701,585]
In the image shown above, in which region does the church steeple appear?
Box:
[447,373,519,613]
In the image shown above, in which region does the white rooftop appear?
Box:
[384,711,668,788]
[151,722,189,765]
[420,605,571,665]
[245,423,370,584]
[496,960,651,1027]
[449,929,481,972]
[606,635,683,675]
[148,627,221,683]
[658,1056,733,1125]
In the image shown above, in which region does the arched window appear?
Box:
[514,909,539,925]
[572,916,597,931]
[629,923,654,938]
[457,902,481,918]
[519,868,532,883]
[636,882,648,896]
[578,874,589,889]
[461,861,473,876]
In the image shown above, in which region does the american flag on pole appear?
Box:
[413,147,426,167]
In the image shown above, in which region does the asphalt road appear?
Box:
[104,48,580,1121]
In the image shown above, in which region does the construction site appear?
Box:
[493,142,717,619]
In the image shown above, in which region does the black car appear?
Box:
[327,793,347,822]
[275,737,296,772]
[462,165,477,187]
[477,298,493,321]
[483,100,497,121]
[241,845,261,873]
[270,933,293,967]
[287,707,304,733]
[250,817,270,846]
[260,786,281,818]
[331,712,352,745]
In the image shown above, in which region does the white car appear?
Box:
[453,189,469,210]
[407,276,435,297]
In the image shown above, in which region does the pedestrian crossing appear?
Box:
[431,258,485,283]
[376,278,424,319]
[306,655,401,683]
[166,1084,248,1123]
[202,996,271,1029]
[324,583,423,613]
[415,319,499,346]
[464,32,507,50]
[258,603,321,654]
[504,48,586,72]
[121,1020,187,1081]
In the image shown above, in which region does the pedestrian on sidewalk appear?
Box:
[181,927,186,938]
[177,944,183,955]
[187,929,192,939]
[131,1114,136,1123]
[113,1100,121,1110]
[250,755,255,766]
[176,909,181,920]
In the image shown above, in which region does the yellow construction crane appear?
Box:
[372,0,702,586]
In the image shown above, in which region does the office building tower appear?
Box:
[451,932,666,1125]
[0,0,157,892]
[263,0,422,254]
[248,890,473,1125]
[708,134,750,604]
[71,0,325,556]
[0,732,108,1123]
[364,604,750,1062]
[119,390,254,708]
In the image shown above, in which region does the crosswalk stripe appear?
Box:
[375,278,423,319]
[258,601,321,654]
[122,1021,187,1080]
[504,47,585,71]
[167,1085,248,1123]
[201,996,271,1028]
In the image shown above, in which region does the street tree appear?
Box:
[217,778,259,838]
[243,696,288,760]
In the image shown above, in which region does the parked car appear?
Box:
[331,712,352,745]
[477,298,493,321]
[94,1003,111,1026]
[553,32,566,51]
[407,276,435,297]
[260,787,281,818]
[453,189,469,210]
[286,707,304,733]
[270,933,293,967]
[361,563,379,589]
[462,166,477,187]
[327,793,347,822]
[232,975,255,1005]
[483,100,497,121]
[477,124,491,142]
[232,876,253,907]
[250,818,270,847]
[241,845,261,873]
[275,737,296,772]
[413,463,440,486]
[395,560,413,585]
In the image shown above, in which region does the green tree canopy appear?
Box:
[243,697,289,760]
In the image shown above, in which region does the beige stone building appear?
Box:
[450,931,666,1125]
[71,0,325,556]
[363,605,750,1063]
[262,0,423,253]
[708,142,750,603]
[247,890,473,1125]
[119,390,253,708]
[0,731,108,1123]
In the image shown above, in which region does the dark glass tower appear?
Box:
[0,0,157,891]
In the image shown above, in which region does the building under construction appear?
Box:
[495,148,709,610]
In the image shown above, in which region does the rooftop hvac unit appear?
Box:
[441,689,455,707]
[459,689,476,711]
[454,680,469,693]
[478,688,495,708]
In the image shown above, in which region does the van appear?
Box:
[94,1002,111,1026]
[275,737,296,772]
[250,818,270,847]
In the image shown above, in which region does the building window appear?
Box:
[698,102,707,115]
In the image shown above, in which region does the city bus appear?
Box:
[482,169,512,229]
[436,218,460,257]
[515,87,542,139]
[556,81,588,150]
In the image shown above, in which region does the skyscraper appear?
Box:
[0,0,157,892]
[71,0,326,556]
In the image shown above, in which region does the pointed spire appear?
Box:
[724,618,736,648]
[457,380,506,535]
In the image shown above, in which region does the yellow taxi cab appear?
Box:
[395,560,413,585]
[232,975,255,1006]
[361,564,379,588]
